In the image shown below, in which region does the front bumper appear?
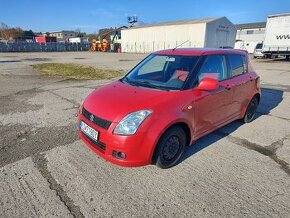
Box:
[78,113,158,167]
[253,52,264,58]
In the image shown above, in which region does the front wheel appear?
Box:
[243,96,259,123]
[153,126,187,169]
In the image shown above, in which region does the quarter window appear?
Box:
[228,55,245,77]
[198,55,227,82]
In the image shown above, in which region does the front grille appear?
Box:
[82,107,112,130]
[83,133,106,152]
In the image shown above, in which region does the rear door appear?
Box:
[227,54,256,116]
[193,55,234,138]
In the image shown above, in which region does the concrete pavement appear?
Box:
[0,52,289,217]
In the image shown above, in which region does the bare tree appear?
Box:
[0,22,23,40]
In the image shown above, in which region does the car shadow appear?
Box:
[179,87,284,164]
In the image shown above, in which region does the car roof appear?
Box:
[154,48,248,56]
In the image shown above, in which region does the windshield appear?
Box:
[256,43,263,49]
[122,54,200,90]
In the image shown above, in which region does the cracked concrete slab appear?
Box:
[219,116,290,147]
[0,124,78,168]
[43,139,290,217]
[1,52,290,217]
[51,87,95,106]
[259,89,290,120]
[39,79,110,92]
[0,157,72,218]
[276,139,290,165]
[0,91,77,127]
[33,153,84,218]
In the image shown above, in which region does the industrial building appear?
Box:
[235,22,266,53]
[48,31,78,42]
[121,17,236,53]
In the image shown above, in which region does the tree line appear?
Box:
[0,22,37,40]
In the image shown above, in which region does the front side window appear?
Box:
[123,54,200,90]
[228,55,245,77]
[197,55,227,82]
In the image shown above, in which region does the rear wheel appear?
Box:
[243,97,259,123]
[153,126,187,169]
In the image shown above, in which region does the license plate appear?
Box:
[80,121,99,141]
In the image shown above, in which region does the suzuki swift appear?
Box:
[78,48,260,168]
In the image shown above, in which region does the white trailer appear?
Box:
[263,13,290,59]
[69,37,82,43]
[121,17,236,53]
[68,37,89,43]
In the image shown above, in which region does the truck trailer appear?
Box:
[263,13,290,59]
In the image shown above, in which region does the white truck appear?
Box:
[263,13,290,59]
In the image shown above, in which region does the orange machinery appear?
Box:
[90,38,110,52]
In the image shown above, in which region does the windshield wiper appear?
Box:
[122,78,171,91]
[135,80,170,91]
[122,77,140,87]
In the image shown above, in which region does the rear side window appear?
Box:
[198,55,228,81]
[228,55,245,77]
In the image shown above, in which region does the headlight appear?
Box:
[114,110,152,135]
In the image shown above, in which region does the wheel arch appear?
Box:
[241,91,261,117]
[151,121,192,164]
[253,92,261,103]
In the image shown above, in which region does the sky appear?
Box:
[1,0,290,33]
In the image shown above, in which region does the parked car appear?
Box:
[253,43,264,58]
[78,48,261,168]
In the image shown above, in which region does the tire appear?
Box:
[153,126,187,169]
[243,96,259,123]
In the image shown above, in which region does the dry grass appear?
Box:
[32,63,124,80]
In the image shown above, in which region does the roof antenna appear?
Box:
[172,40,189,51]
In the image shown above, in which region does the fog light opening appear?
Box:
[112,150,126,160]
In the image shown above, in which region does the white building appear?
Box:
[235,22,266,53]
[49,31,78,42]
[121,17,236,53]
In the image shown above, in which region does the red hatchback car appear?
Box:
[78,48,260,168]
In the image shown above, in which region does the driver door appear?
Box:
[193,55,234,138]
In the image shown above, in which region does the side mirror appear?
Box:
[196,77,219,90]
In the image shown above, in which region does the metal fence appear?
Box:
[0,42,92,52]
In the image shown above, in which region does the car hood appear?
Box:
[83,80,181,122]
